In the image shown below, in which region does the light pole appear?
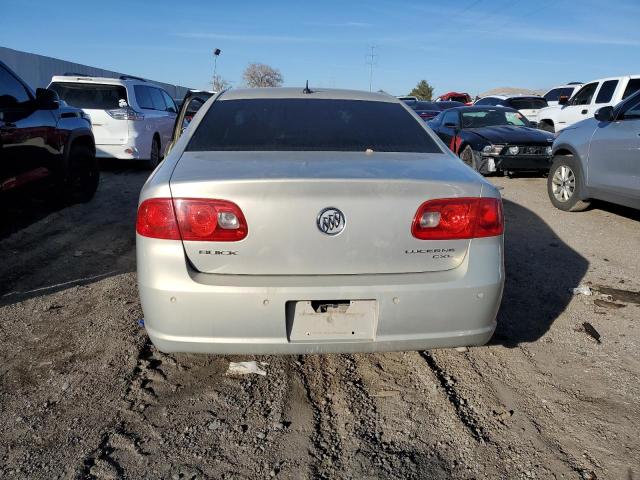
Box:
[212,48,221,90]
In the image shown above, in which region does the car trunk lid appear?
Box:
[169,151,483,275]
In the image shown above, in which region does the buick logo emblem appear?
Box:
[317,207,345,236]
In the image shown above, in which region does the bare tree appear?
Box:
[212,74,230,92]
[242,63,283,88]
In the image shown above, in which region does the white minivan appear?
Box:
[49,75,177,168]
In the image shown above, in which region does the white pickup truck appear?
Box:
[537,75,640,133]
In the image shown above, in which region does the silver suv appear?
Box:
[547,90,640,212]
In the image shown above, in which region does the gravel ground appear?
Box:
[1,168,639,479]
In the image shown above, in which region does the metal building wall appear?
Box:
[0,46,190,98]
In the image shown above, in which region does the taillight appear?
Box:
[412,197,503,240]
[136,198,180,239]
[136,198,248,241]
[107,107,145,121]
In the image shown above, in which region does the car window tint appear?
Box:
[475,98,492,106]
[49,82,127,109]
[621,95,640,120]
[595,80,618,104]
[161,90,176,112]
[187,99,442,153]
[135,85,153,109]
[544,87,574,102]
[149,87,166,111]
[507,98,548,110]
[442,111,459,126]
[0,65,31,105]
[622,78,640,100]
[570,82,598,106]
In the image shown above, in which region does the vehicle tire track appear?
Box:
[296,355,346,479]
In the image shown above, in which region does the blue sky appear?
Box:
[2,0,639,96]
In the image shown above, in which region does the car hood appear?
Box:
[466,126,554,145]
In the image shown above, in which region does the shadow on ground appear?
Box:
[0,167,148,305]
[492,199,589,347]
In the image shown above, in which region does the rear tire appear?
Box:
[144,136,161,170]
[538,121,555,133]
[547,155,590,212]
[64,144,99,204]
[459,145,477,171]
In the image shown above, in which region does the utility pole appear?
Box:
[365,45,378,92]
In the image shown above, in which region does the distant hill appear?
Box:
[478,87,546,98]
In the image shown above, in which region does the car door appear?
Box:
[587,95,640,202]
[159,89,177,148]
[0,64,58,193]
[438,110,461,153]
[556,82,599,129]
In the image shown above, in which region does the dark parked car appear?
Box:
[429,106,555,176]
[0,61,98,207]
[405,100,465,121]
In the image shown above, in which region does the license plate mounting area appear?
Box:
[286,300,378,343]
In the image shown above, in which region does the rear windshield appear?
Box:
[49,82,127,110]
[544,87,574,102]
[187,98,442,153]
[507,97,548,110]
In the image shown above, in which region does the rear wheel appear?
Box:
[144,136,161,170]
[459,145,477,171]
[64,144,99,204]
[547,155,590,211]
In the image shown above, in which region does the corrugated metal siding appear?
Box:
[0,46,190,98]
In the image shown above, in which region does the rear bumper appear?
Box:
[137,236,504,354]
[96,144,140,160]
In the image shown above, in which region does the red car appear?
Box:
[436,91,473,105]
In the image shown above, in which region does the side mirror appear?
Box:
[594,105,614,122]
[444,122,458,129]
[558,96,569,106]
[35,88,59,110]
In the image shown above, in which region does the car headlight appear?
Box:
[507,146,520,155]
[545,146,553,155]
[482,144,504,156]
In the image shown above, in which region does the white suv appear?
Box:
[536,75,640,133]
[49,75,177,168]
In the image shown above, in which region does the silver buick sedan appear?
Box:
[136,88,505,354]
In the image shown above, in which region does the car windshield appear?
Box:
[508,97,548,110]
[461,109,530,128]
[49,82,127,109]
[187,98,442,153]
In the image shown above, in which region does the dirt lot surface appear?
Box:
[1,168,639,479]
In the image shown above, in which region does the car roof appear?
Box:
[581,74,640,83]
[218,87,397,103]
[50,75,157,87]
